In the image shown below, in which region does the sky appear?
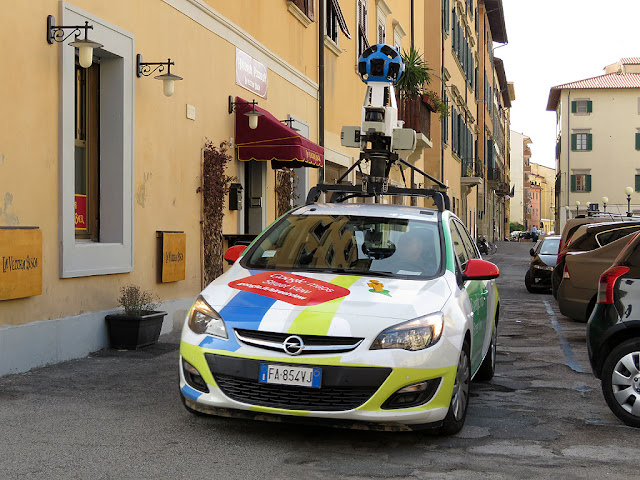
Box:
[497,0,640,168]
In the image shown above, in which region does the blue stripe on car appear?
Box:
[182,384,204,401]
[198,290,278,351]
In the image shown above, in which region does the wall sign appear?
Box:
[0,227,42,301]
[158,231,186,283]
[75,194,87,230]
[235,48,268,98]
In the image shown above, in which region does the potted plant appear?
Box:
[105,284,167,349]
[396,47,449,119]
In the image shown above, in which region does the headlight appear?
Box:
[533,265,553,271]
[187,296,228,338]
[370,313,444,351]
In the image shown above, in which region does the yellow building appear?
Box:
[0,0,511,374]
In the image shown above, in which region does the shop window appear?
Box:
[74,61,100,241]
[59,5,134,278]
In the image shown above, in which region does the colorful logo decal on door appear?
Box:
[367,280,391,297]
[228,272,351,306]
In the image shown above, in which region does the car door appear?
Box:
[449,220,489,373]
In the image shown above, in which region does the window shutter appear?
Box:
[587,100,592,113]
[636,174,640,192]
[586,175,592,192]
[571,101,577,113]
[570,134,577,150]
[571,175,576,192]
[636,133,640,150]
[587,133,593,151]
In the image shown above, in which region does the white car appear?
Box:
[179,202,499,434]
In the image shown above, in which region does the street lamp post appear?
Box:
[625,187,634,217]
[576,200,581,217]
[602,196,608,213]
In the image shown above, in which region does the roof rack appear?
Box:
[306,183,450,212]
[305,147,451,212]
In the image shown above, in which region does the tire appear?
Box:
[601,339,640,428]
[436,341,471,436]
[476,319,498,381]
[525,271,535,293]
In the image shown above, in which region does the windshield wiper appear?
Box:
[305,267,396,277]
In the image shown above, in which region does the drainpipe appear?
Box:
[318,0,325,182]
[566,89,571,223]
[411,0,414,49]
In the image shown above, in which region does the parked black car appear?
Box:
[525,235,560,293]
[587,231,640,427]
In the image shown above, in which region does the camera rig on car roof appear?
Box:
[306,44,450,212]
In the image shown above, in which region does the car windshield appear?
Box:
[539,238,560,255]
[243,214,442,278]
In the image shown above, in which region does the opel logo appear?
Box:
[283,335,305,356]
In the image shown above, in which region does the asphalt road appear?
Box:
[0,241,637,479]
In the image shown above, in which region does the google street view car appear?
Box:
[179,44,499,434]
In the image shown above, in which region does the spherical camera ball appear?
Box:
[357,44,404,84]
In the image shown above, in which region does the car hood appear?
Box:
[199,266,452,337]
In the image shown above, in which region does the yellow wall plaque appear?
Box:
[160,232,186,283]
[0,227,43,301]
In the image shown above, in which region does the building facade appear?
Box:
[547,57,640,232]
[509,131,530,226]
[0,0,511,375]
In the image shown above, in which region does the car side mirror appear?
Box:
[530,248,536,257]
[224,245,247,265]
[462,258,500,281]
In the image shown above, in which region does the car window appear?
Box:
[243,214,442,278]
[449,220,469,268]
[539,238,560,255]
[596,226,640,247]
[453,220,479,260]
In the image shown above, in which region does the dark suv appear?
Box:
[587,231,640,427]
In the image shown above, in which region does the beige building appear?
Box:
[529,163,556,233]
[0,0,511,375]
[509,131,530,226]
[547,57,640,231]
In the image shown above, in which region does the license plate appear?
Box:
[259,364,321,388]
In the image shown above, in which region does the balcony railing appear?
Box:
[396,95,433,140]
[462,158,483,178]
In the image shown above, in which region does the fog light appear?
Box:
[182,359,209,393]
[381,379,441,410]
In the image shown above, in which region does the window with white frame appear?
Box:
[376,0,391,44]
[326,0,339,44]
[571,132,592,151]
[571,171,592,192]
[572,99,592,114]
[392,20,405,53]
[59,4,134,278]
[357,0,369,58]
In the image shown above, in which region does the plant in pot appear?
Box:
[105,284,167,349]
[396,47,449,119]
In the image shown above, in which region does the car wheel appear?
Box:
[525,271,535,293]
[601,339,640,428]
[476,320,498,381]
[437,341,470,436]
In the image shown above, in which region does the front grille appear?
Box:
[205,354,391,411]
[234,328,364,355]
[214,375,376,411]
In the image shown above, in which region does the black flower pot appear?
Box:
[105,311,167,349]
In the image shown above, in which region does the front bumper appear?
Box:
[528,265,553,288]
[179,341,457,427]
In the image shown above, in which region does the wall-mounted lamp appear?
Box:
[602,196,608,213]
[136,55,183,97]
[625,186,634,217]
[47,15,103,68]
[228,96,263,130]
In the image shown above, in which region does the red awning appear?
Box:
[234,96,324,169]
